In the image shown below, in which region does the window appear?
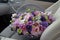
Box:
[0,0,8,3]
[37,0,58,3]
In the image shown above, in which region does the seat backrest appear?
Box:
[40,17,60,40]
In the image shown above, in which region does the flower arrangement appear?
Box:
[10,8,55,36]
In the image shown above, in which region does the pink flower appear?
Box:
[34,11,40,16]
[13,19,19,26]
[24,13,31,20]
[31,26,40,36]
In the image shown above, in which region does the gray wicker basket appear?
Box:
[16,4,45,13]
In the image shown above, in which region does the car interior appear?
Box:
[0,0,59,40]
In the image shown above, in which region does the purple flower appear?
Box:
[40,21,49,27]
[28,21,33,25]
